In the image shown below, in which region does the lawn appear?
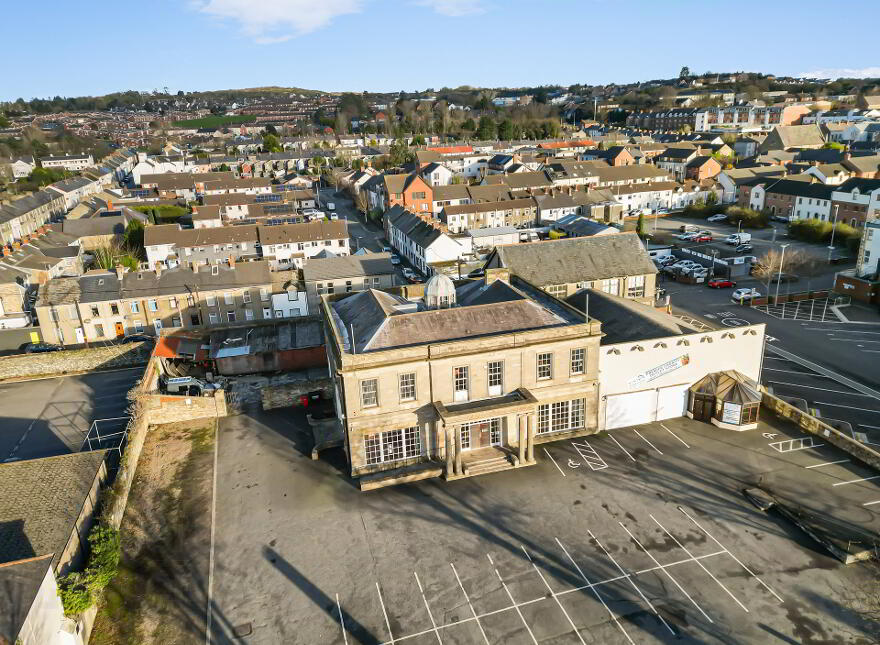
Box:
[91,421,215,645]
[171,115,257,129]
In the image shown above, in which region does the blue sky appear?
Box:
[2,0,879,101]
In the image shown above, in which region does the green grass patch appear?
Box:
[171,115,257,129]
[132,205,189,223]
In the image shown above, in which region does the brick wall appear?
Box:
[0,343,151,381]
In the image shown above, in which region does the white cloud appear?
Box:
[799,66,880,80]
[194,0,362,43]
[416,0,485,16]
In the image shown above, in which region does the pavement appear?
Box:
[0,368,142,462]
[208,408,879,645]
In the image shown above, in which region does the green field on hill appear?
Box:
[171,115,257,128]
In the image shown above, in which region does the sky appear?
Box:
[2,0,879,101]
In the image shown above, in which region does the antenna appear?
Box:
[584,290,589,323]
[350,323,356,354]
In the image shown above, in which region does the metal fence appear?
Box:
[81,416,132,472]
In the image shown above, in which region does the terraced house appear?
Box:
[322,271,602,490]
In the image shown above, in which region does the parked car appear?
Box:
[675,232,697,240]
[655,255,676,265]
[679,224,700,233]
[381,245,392,253]
[671,260,698,270]
[328,212,339,220]
[708,279,737,289]
[24,342,62,353]
[734,243,753,253]
[707,214,728,223]
[731,288,761,301]
[725,233,752,245]
[325,202,336,211]
[693,234,713,242]
[402,268,419,282]
[768,273,800,284]
[121,333,155,344]
[390,254,401,265]
[770,215,790,223]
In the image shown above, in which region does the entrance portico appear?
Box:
[435,388,539,480]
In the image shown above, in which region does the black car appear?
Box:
[121,333,155,344]
[24,342,62,353]
[734,243,753,253]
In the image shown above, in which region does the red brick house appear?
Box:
[686,156,722,181]
[384,173,433,215]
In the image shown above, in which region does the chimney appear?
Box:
[228,254,236,268]
[114,265,125,281]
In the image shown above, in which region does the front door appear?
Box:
[114,322,124,337]
[691,395,713,422]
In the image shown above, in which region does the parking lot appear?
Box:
[208,408,878,644]
[0,368,142,461]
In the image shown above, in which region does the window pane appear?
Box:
[399,373,416,401]
[570,348,585,375]
[361,379,378,407]
[537,353,553,380]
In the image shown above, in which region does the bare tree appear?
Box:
[753,247,813,292]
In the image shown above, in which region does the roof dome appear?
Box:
[424,273,456,309]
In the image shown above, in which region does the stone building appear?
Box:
[322,270,602,490]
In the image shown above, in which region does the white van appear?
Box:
[725,233,751,245]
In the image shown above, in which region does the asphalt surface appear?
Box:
[208,409,878,644]
[0,368,142,462]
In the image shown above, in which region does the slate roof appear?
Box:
[659,147,698,161]
[488,233,657,287]
[302,253,394,282]
[257,220,348,245]
[0,190,61,225]
[386,206,447,250]
[484,171,553,191]
[0,452,106,566]
[760,179,833,200]
[554,215,616,237]
[432,184,471,202]
[145,223,259,247]
[0,555,54,645]
[834,177,880,193]
[565,289,684,344]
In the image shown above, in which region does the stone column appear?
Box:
[445,424,454,478]
[526,413,536,463]
[517,415,526,464]
[454,425,463,475]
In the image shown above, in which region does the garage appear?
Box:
[605,384,690,430]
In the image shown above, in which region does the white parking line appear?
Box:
[814,401,880,414]
[588,530,675,636]
[572,440,608,470]
[659,423,691,448]
[543,448,566,477]
[555,537,635,645]
[449,563,490,645]
[863,500,880,507]
[376,582,395,644]
[608,434,636,461]
[336,594,349,645]
[413,572,442,644]
[633,429,663,455]
[762,367,831,378]
[677,507,783,603]
[832,475,880,487]
[521,546,587,645]
[650,515,749,613]
[766,381,872,397]
[488,554,538,645]
[804,459,850,469]
[617,522,712,623]
[859,424,880,430]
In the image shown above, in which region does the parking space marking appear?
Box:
[555,538,635,645]
[768,437,824,452]
[650,514,749,613]
[634,429,664,455]
[678,508,784,604]
[413,572,442,644]
[487,554,538,645]
[449,563,490,645]
[608,434,636,461]
[805,459,850,469]
[588,530,676,636]
[766,381,873,397]
[863,500,880,507]
[832,475,880,487]
[660,423,691,448]
[336,594,349,645]
[617,522,712,623]
[813,401,880,415]
[543,448,566,477]
[571,440,608,470]
[376,582,395,644]
[762,367,833,378]
[521,546,587,645]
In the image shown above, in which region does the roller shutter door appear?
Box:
[656,384,689,421]
[605,390,656,430]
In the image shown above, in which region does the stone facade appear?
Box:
[0,343,150,381]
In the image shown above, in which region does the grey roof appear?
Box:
[432,184,471,201]
[467,226,519,239]
[386,206,447,250]
[208,320,323,357]
[0,555,54,644]
[488,233,657,287]
[565,289,684,344]
[61,214,132,237]
[0,190,61,225]
[554,215,616,237]
[302,252,394,282]
[122,260,272,298]
[0,452,106,565]
[48,176,95,193]
[332,284,571,353]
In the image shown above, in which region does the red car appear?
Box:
[693,234,713,242]
[708,279,736,289]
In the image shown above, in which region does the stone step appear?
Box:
[464,456,513,476]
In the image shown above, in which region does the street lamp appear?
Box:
[827,204,840,263]
[774,243,789,304]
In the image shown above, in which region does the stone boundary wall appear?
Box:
[261,377,332,410]
[142,390,228,423]
[0,342,151,381]
[763,391,880,470]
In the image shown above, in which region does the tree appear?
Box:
[475,116,496,140]
[498,119,515,140]
[264,124,278,136]
[388,139,414,167]
[461,118,476,131]
[123,219,145,257]
[218,163,231,172]
[680,66,691,79]
[262,133,281,153]
[636,212,648,238]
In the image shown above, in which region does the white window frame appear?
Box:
[570,348,585,376]
[364,426,421,465]
[398,372,416,402]
[537,398,585,434]
[361,379,379,408]
[537,352,553,380]
[487,360,503,396]
[453,366,469,402]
